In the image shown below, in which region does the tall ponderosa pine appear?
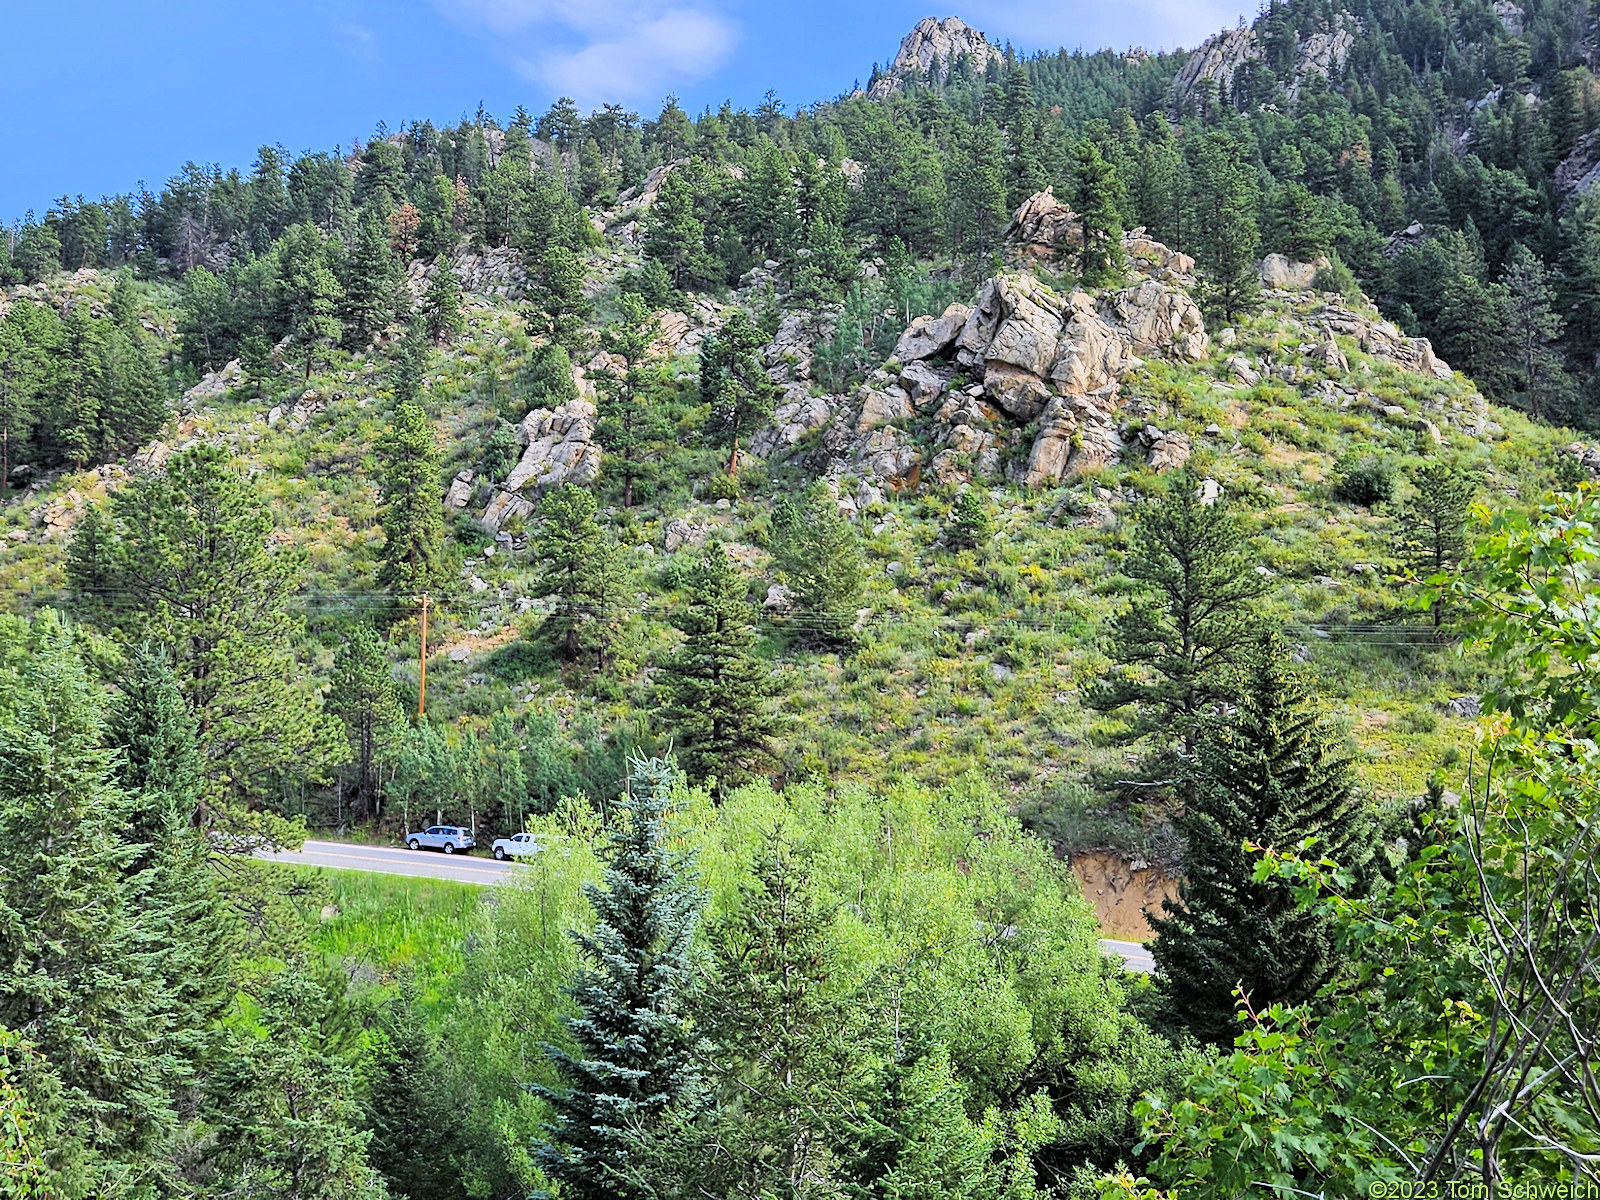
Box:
[531,483,628,667]
[107,642,236,1084]
[657,544,781,793]
[1088,471,1272,754]
[205,964,389,1200]
[633,835,849,1197]
[700,310,776,477]
[65,445,337,803]
[770,481,864,649]
[594,293,673,507]
[1397,462,1476,626]
[422,257,464,344]
[1188,130,1260,317]
[376,401,450,602]
[276,222,344,379]
[533,757,704,1199]
[1072,139,1124,285]
[327,623,404,818]
[1151,640,1374,1046]
[644,168,712,291]
[341,205,400,349]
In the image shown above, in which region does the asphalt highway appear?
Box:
[262,839,1156,974]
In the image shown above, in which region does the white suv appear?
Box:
[406,825,475,854]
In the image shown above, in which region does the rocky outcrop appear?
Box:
[1108,280,1208,361]
[1143,429,1192,473]
[407,248,526,302]
[1320,308,1454,381]
[1260,252,1328,290]
[1556,129,1600,202]
[1173,26,1259,103]
[1123,229,1195,278]
[1005,189,1083,260]
[867,17,1001,100]
[749,389,833,458]
[1174,15,1356,109]
[481,375,600,531]
[894,303,971,361]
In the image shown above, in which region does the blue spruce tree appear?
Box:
[533,757,704,1198]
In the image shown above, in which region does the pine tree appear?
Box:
[1088,471,1272,755]
[946,118,1010,270]
[0,613,182,1176]
[416,173,460,260]
[630,835,849,1197]
[1151,639,1374,1045]
[1072,139,1124,285]
[644,169,711,290]
[341,205,400,349]
[363,981,474,1200]
[327,623,404,818]
[376,400,450,603]
[99,319,168,461]
[700,310,776,477]
[65,445,338,803]
[422,256,464,344]
[1001,65,1047,208]
[276,222,344,379]
[1188,130,1260,318]
[391,323,428,408]
[1267,181,1330,261]
[0,300,52,487]
[656,544,781,793]
[771,482,864,649]
[1500,243,1564,418]
[1397,462,1476,626]
[943,488,992,551]
[533,756,704,1200]
[537,245,591,348]
[206,964,389,1200]
[594,293,672,507]
[531,482,627,667]
[107,642,236,1101]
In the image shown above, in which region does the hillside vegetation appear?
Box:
[4,0,1600,1194]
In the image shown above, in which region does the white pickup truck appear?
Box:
[491,832,543,860]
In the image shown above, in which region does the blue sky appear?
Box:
[2,0,1251,221]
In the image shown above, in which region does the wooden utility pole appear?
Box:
[418,593,430,716]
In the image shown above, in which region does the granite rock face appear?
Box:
[480,367,601,531]
[867,17,1001,100]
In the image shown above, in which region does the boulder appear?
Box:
[1005,188,1084,259]
[1146,430,1192,473]
[855,426,921,488]
[1123,228,1194,276]
[856,383,915,432]
[898,359,947,406]
[983,363,1053,422]
[749,391,833,458]
[893,302,971,361]
[1226,355,1261,387]
[481,392,599,532]
[1024,393,1123,487]
[1260,253,1327,289]
[1050,297,1135,395]
[1109,279,1208,360]
[445,469,475,508]
[664,519,709,553]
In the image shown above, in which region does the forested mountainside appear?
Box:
[3,1,1600,1196]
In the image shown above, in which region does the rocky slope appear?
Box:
[866,16,1003,100]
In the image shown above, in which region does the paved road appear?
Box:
[262,840,1155,974]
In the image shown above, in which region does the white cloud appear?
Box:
[337,22,380,62]
[433,0,737,105]
[974,0,1251,54]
